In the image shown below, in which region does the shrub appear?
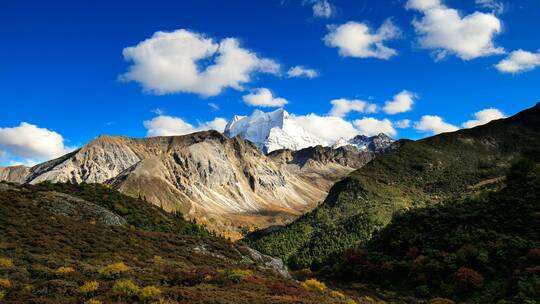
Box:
[152,255,163,263]
[228,269,253,282]
[302,278,326,292]
[345,299,358,304]
[0,258,13,268]
[0,290,5,300]
[98,262,129,278]
[415,285,430,298]
[527,248,540,263]
[330,290,345,299]
[85,299,102,304]
[78,281,100,294]
[0,278,12,289]
[268,282,306,296]
[139,285,161,300]
[55,266,75,274]
[453,266,483,291]
[112,280,139,297]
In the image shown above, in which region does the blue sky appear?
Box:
[0,0,539,165]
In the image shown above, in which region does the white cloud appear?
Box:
[329,98,377,117]
[323,20,401,59]
[414,115,458,135]
[383,90,416,114]
[0,122,74,164]
[462,108,505,128]
[242,88,288,107]
[144,116,227,137]
[287,66,319,78]
[353,117,397,137]
[475,0,505,14]
[395,119,411,128]
[312,0,333,18]
[120,29,280,97]
[495,50,540,74]
[292,114,359,143]
[406,0,504,60]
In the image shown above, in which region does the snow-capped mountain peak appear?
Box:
[224,108,322,153]
[224,109,394,153]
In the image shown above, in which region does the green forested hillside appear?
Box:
[334,159,540,303]
[246,103,540,270]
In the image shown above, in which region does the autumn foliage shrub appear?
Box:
[453,267,483,291]
[78,280,100,294]
[112,279,140,297]
[268,282,306,296]
[139,285,161,300]
[0,278,12,289]
[98,262,129,278]
[0,258,13,268]
[56,266,75,275]
[228,269,253,283]
[302,278,326,292]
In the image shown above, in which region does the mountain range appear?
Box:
[0,112,393,239]
[1,103,539,303]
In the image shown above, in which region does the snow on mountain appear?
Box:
[224,109,324,153]
[333,134,394,152]
[224,108,394,153]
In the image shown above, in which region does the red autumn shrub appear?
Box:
[454,266,484,291]
[268,282,307,296]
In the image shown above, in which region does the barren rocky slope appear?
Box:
[0,131,384,239]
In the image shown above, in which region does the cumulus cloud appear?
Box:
[462,108,505,128]
[475,0,505,14]
[353,117,397,137]
[242,88,288,107]
[406,0,504,60]
[495,50,540,74]
[287,66,319,78]
[414,115,458,135]
[292,114,359,143]
[0,122,74,165]
[120,29,280,97]
[311,0,334,18]
[395,119,411,129]
[383,90,416,114]
[144,116,227,137]
[329,98,377,117]
[323,20,401,59]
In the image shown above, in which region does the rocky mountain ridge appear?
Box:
[0,130,384,239]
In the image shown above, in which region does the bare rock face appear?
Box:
[0,165,30,183]
[36,191,127,226]
[0,131,378,239]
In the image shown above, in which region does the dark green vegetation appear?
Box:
[34,181,208,236]
[246,103,540,271]
[334,159,540,303]
[0,182,360,303]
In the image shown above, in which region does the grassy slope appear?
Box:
[0,183,359,304]
[246,103,540,270]
[334,160,540,303]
